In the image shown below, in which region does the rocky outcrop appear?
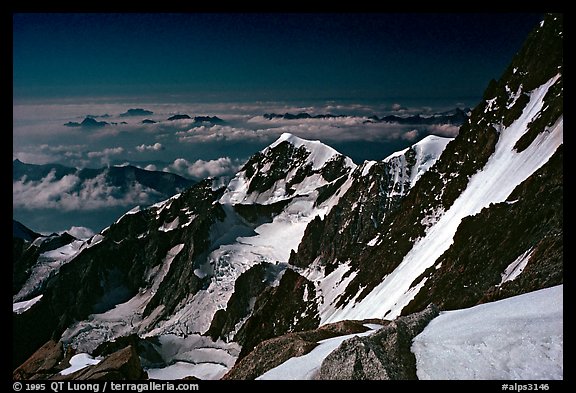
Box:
[224,319,378,380]
[93,334,163,369]
[317,304,439,380]
[59,346,147,380]
[14,341,147,380]
[13,340,65,380]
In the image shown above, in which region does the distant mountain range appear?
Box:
[64,113,225,128]
[120,108,154,117]
[262,108,471,126]
[64,117,111,128]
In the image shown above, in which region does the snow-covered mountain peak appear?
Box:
[383,134,451,163]
[220,133,355,205]
[269,132,355,171]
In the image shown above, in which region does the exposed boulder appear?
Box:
[224,319,377,380]
[317,304,439,380]
[13,340,64,380]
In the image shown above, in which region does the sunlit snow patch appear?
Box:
[412,285,563,380]
[60,353,101,376]
[13,294,43,314]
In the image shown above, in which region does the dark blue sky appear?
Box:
[13,13,543,102]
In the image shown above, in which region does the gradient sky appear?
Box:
[13,13,543,102]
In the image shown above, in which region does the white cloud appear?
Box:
[144,164,157,171]
[13,170,160,211]
[87,147,125,158]
[428,124,461,138]
[402,129,420,141]
[86,147,125,165]
[174,119,443,146]
[392,103,405,111]
[136,142,164,152]
[64,226,96,240]
[13,151,57,165]
[168,157,242,179]
[40,144,87,153]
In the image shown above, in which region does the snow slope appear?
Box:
[14,238,85,302]
[12,294,43,314]
[412,285,563,380]
[322,75,563,323]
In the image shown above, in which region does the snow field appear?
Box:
[412,285,563,380]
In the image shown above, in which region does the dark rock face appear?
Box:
[232,200,292,226]
[233,269,320,360]
[223,320,375,380]
[318,305,439,380]
[243,141,310,195]
[290,156,416,273]
[206,263,285,342]
[93,334,164,369]
[13,220,41,241]
[223,334,318,380]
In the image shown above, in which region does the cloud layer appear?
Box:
[14,100,466,171]
[13,170,160,211]
[168,157,243,179]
